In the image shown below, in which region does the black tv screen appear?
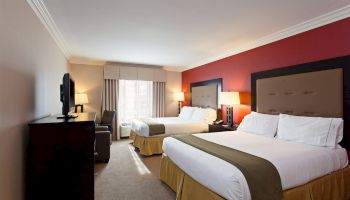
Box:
[60,73,75,117]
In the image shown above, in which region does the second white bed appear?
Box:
[162,131,349,200]
[131,117,208,137]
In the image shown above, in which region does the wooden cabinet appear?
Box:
[26,113,96,200]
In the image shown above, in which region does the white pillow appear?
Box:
[191,107,217,124]
[336,120,344,144]
[277,114,343,148]
[191,107,207,122]
[204,108,217,124]
[237,112,279,137]
[178,106,194,119]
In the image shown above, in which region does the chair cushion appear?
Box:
[95,126,110,132]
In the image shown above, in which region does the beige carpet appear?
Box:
[94,139,176,200]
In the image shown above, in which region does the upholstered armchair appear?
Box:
[97,110,116,133]
[95,110,115,163]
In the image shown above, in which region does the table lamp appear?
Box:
[175,92,184,114]
[220,92,240,127]
[75,93,89,113]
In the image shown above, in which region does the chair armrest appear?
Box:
[100,123,113,133]
[95,126,109,132]
[101,123,112,128]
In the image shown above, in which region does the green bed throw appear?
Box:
[140,118,165,136]
[172,134,282,200]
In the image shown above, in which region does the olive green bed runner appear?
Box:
[140,118,165,136]
[172,134,282,200]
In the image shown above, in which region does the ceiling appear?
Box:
[31,0,350,71]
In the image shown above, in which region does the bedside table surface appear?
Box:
[208,124,237,132]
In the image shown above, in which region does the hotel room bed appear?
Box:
[130,79,222,156]
[130,116,209,156]
[130,110,214,156]
[161,131,349,200]
[131,117,208,137]
[160,58,350,200]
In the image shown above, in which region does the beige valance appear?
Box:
[104,64,166,82]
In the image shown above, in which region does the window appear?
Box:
[119,80,153,124]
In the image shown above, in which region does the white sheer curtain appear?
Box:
[118,80,153,124]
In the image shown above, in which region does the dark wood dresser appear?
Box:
[26,112,96,200]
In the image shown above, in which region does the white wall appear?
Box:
[0,0,68,199]
[165,71,182,117]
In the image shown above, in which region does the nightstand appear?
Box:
[208,124,237,132]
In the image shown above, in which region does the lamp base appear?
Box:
[75,104,84,113]
[226,106,233,127]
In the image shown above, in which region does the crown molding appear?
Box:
[27,0,71,58]
[163,66,186,72]
[69,57,107,66]
[183,4,350,72]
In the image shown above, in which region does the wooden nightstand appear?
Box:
[208,124,237,132]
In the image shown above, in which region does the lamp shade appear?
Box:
[220,92,240,105]
[75,93,89,105]
[174,92,184,101]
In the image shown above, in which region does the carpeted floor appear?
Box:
[94,139,176,200]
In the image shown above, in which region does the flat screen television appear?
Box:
[59,73,76,118]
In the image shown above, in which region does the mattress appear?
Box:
[162,131,349,200]
[131,117,208,137]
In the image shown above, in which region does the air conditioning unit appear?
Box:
[120,124,131,138]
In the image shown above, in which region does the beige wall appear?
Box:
[0,0,68,199]
[69,64,103,121]
[165,71,182,117]
[69,65,181,118]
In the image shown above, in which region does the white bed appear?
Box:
[160,66,349,199]
[131,106,217,137]
[131,117,208,137]
[130,106,217,155]
[163,131,349,200]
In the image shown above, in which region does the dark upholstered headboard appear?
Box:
[191,85,218,108]
[256,68,343,117]
[190,78,222,119]
[251,55,350,149]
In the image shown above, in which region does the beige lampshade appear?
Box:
[75,93,89,105]
[220,92,240,105]
[174,92,184,101]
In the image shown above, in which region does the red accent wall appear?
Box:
[182,17,350,124]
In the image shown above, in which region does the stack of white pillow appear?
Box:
[179,106,217,124]
[237,112,344,148]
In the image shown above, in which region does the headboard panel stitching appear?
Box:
[251,55,350,149]
[190,78,223,120]
[256,68,343,118]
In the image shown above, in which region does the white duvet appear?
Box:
[131,117,208,137]
[162,131,349,200]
